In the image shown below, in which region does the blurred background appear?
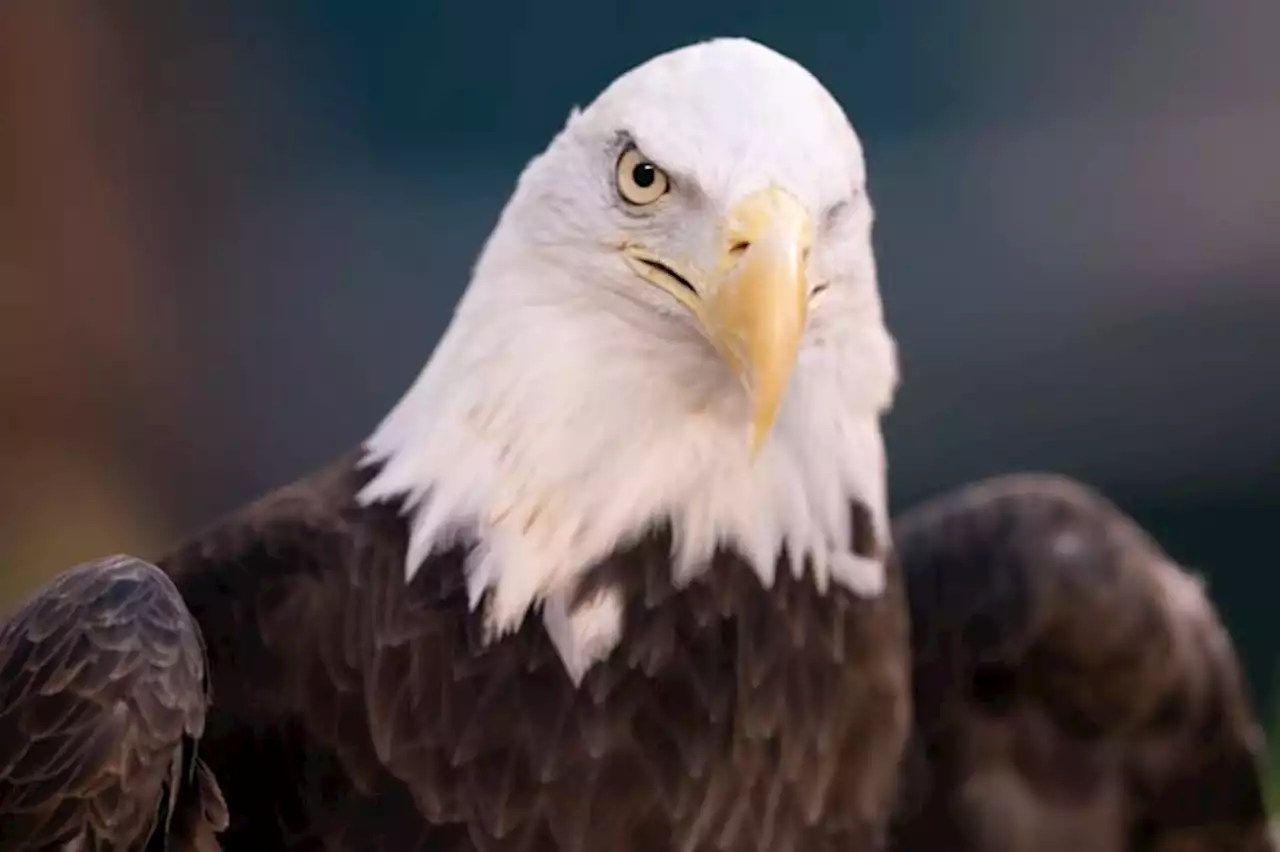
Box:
[1,0,1277,732]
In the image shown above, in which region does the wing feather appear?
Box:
[0,554,225,851]
[891,474,1273,852]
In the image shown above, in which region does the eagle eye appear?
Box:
[616,146,670,206]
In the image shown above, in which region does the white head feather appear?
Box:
[358,37,899,682]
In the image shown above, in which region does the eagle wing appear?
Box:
[891,474,1273,852]
[0,555,227,851]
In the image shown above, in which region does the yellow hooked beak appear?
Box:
[623,185,814,456]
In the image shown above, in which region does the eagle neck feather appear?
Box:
[355,259,897,682]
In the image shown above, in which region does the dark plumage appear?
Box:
[156,452,910,852]
[0,555,226,851]
[1,468,1270,852]
[891,474,1273,852]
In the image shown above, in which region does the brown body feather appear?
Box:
[891,474,1273,852]
[0,556,227,852]
[2,467,1271,852]
[160,452,911,851]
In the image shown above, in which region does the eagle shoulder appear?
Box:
[891,473,1272,852]
[0,554,226,851]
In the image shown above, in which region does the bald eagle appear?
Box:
[0,38,1271,852]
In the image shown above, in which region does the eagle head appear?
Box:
[359,37,898,681]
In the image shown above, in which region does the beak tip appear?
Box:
[711,186,813,464]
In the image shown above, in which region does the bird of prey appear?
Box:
[6,38,910,852]
[0,37,1271,852]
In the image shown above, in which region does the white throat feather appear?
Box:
[357,37,900,683]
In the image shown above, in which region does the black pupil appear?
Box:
[632,162,656,189]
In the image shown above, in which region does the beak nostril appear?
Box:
[728,241,751,258]
[801,247,812,266]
